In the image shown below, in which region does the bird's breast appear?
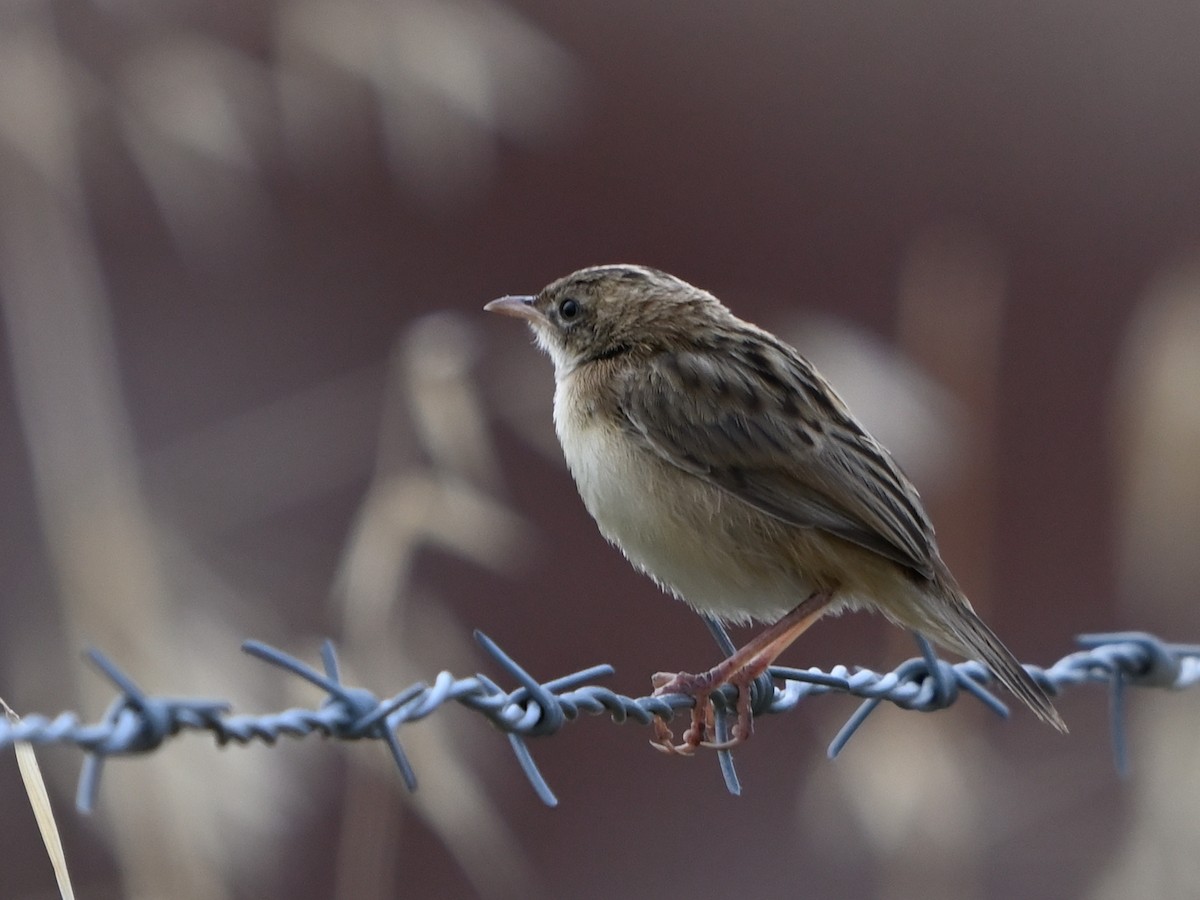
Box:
[552,375,819,623]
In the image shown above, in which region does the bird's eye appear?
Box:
[559,298,580,320]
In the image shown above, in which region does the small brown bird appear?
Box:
[486,264,1065,753]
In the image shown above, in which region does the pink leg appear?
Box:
[650,592,833,755]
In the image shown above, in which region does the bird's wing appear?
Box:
[616,337,938,580]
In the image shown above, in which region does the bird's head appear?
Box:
[485,264,727,375]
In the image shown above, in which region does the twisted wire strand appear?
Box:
[1,631,1195,809]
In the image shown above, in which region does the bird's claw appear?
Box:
[649,717,698,755]
[649,669,755,754]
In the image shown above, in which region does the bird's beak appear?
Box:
[484,295,543,323]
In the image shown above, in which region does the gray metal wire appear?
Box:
[1,630,1196,809]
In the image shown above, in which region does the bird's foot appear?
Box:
[649,669,754,755]
[645,594,833,755]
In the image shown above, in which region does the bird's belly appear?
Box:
[559,417,812,624]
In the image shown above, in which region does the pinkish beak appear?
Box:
[484,295,543,323]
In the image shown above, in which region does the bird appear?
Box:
[485,264,1066,753]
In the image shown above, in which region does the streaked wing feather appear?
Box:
[617,337,938,580]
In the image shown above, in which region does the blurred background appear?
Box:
[1,2,1199,898]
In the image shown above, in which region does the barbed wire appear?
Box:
[1,629,1197,810]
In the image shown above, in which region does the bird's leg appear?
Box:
[650,592,832,754]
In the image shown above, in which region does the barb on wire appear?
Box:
[1,630,1197,811]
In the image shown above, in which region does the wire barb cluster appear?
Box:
[1,631,1197,809]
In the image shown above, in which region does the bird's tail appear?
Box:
[916,571,1070,734]
[927,577,1067,733]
